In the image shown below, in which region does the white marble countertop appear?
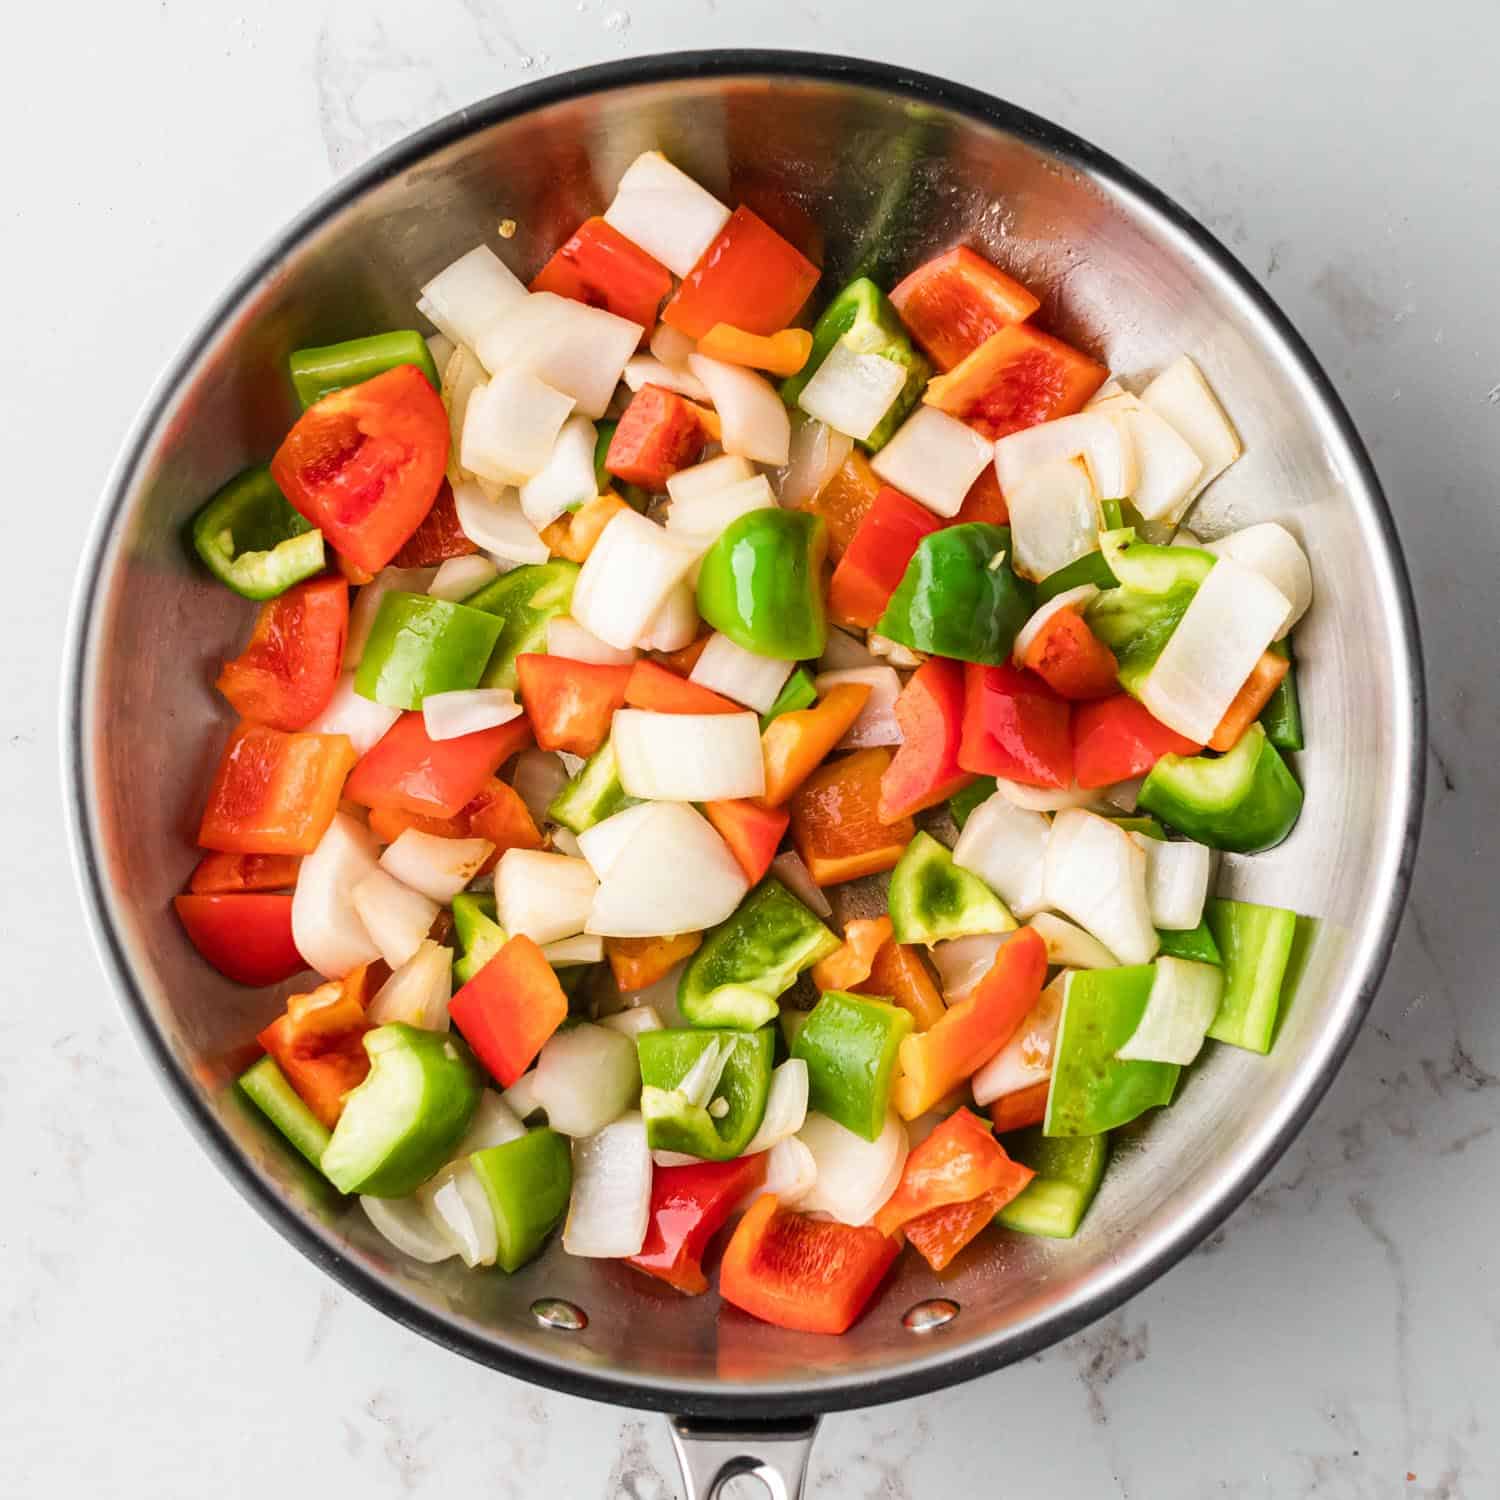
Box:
[6,1,1496,1494]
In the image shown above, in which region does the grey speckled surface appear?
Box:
[5,1,1496,1495]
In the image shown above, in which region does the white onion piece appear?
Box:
[1140,558,1290,743]
[952,794,1050,920]
[1042,810,1157,965]
[612,709,766,802]
[502,1072,544,1123]
[380,830,493,902]
[666,453,757,505]
[652,1149,704,1169]
[972,971,1068,1105]
[994,778,1099,813]
[1172,528,1202,548]
[292,813,382,978]
[818,626,880,672]
[649,322,697,369]
[422,688,523,742]
[692,633,795,712]
[546,616,636,666]
[743,1060,810,1155]
[868,633,923,668]
[604,152,731,277]
[623,961,689,1026]
[441,344,489,485]
[586,802,749,938]
[427,554,498,602]
[601,1005,664,1038]
[351,868,439,971]
[687,354,790,465]
[542,933,604,966]
[993,410,1138,507]
[426,332,455,371]
[1011,584,1102,663]
[418,245,527,349]
[1117,957,1224,1065]
[519,414,598,530]
[635,580,700,652]
[622,355,711,402]
[677,1038,730,1109]
[1120,403,1204,522]
[532,1024,641,1137]
[871,405,991,518]
[452,478,550,564]
[564,1111,652,1257]
[1141,356,1241,505]
[774,414,853,509]
[1129,833,1213,931]
[366,939,453,1031]
[797,1111,908,1227]
[571,510,699,650]
[1027,911,1120,970]
[547,827,583,859]
[763,1136,818,1206]
[1101,777,1144,814]
[769,852,832,919]
[796,340,906,442]
[813,667,902,748]
[577,802,662,880]
[361,1193,457,1264]
[419,1162,498,1268]
[1086,378,1129,408]
[345,568,438,670]
[460,369,576,487]
[1003,458,1100,581]
[456,1091,528,1154]
[511,748,568,826]
[304,672,402,755]
[665,475,778,556]
[1206,522,1312,639]
[494,849,597,945]
[930,933,1011,1003]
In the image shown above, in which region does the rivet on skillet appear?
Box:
[902,1298,960,1332]
[531,1297,588,1331]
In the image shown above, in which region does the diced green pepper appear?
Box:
[189,465,325,601]
[1138,723,1303,853]
[237,1055,332,1169]
[697,509,828,661]
[593,420,651,511]
[464,560,580,690]
[877,524,1034,664]
[1035,549,1118,604]
[546,737,637,833]
[948,776,997,831]
[1044,967,1179,1137]
[638,1027,775,1160]
[1099,499,1127,531]
[1260,638,1305,752]
[321,1024,482,1196]
[792,990,912,1141]
[288,330,440,409]
[1110,816,1165,838]
[469,1127,572,1272]
[1204,898,1299,1053]
[888,831,1016,944]
[452,893,507,986]
[1156,918,1222,966]
[354,592,505,709]
[995,1128,1110,1238]
[678,877,840,1030]
[760,667,818,730]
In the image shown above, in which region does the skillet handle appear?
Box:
[668,1416,820,1499]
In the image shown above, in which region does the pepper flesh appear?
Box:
[343,712,532,820]
[606,931,703,992]
[256,967,377,1129]
[449,935,569,1086]
[530,215,673,330]
[463,560,580,691]
[216,576,348,731]
[810,916,893,994]
[759,667,817,729]
[702,797,791,885]
[791,746,914,886]
[995,1128,1110,1239]
[827,485,942,630]
[696,508,828,661]
[1204,898,1299,1053]
[469,1128,573,1273]
[799,449,883,560]
[288,330,440,409]
[760,682,872,807]
[190,465,325,600]
[889,246,1041,371]
[1021,607,1120,701]
[354,592,504,709]
[854,938,946,1031]
[1259,637,1304,752]
[237,1054,333,1168]
[887,831,1015,948]
[514,654,631,756]
[1072,693,1203,789]
[637,1027,775,1159]
[958,661,1074,788]
[879,657,975,823]
[174,893,305,988]
[792,990,913,1141]
[627,1153,768,1294]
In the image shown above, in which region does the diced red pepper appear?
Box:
[605,931,703,992]
[959,662,1073,788]
[514,654,631,757]
[1021,607,1119,701]
[624,659,742,715]
[215,576,348,732]
[1071,693,1203,789]
[343,712,533,819]
[702,798,790,885]
[903,1190,1010,1273]
[719,1193,900,1335]
[989,1079,1051,1134]
[174,893,306,987]
[605,386,705,490]
[529,215,673,331]
[627,1154,768,1295]
[188,851,301,894]
[390,479,478,567]
[800,451,882,561]
[879,657,975,823]
[652,630,714,678]
[663,206,821,339]
[827,485,942,630]
[890,247,1041,371]
[449,935,569,1087]
[257,968,377,1128]
[463,776,545,872]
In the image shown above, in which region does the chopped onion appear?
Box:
[577,801,663,880]
[452,477,550,564]
[665,475,777,556]
[1042,810,1157,965]
[972,971,1068,1106]
[571,509,699,650]
[546,616,636,666]
[345,568,438,670]
[532,1023,641,1137]
[797,1110,908,1227]
[796,340,906,442]
[380,830,494,902]
[930,932,1011,1003]
[601,1005,663,1038]
[519,414,598,530]
[623,961,689,1025]
[952,794,1050,919]
[774,413,853,509]
[1101,777,1144,814]
[564,1111,652,1257]
[763,1135,818,1206]
[677,1037,730,1108]
[361,1194,457,1264]
[1116,956,1224,1065]
[652,1149,703,1168]
[417,245,527,349]
[870,405,991,518]
[428,554,498,602]
[1141,355,1241,505]
[510,748,568,825]
[868,633,923,668]
[366,940,453,1031]
[743,1059,810,1154]
[1086,378,1129,408]
[994,410,1138,509]
[692,633,795,712]
[304,671,401,755]
[1206,522,1312,639]
[426,332,455,371]
[603,151,731,278]
[1028,912,1120,970]
[586,802,749,937]
[351,868,440,971]
[494,848,597,945]
[1011,585,1101,663]
[1129,833,1213,931]
[635,580,699,652]
[1119,403,1203,522]
[769,852,832,919]
[1172,528,1202,548]
[687,354,791,466]
[649,322,697,369]
[419,1161,498,1268]
[665,453,757,506]
[543,933,604,966]
[1140,558,1290,743]
[422,687,523,743]
[457,1090,528,1154]
[460,370,576,487]
[812,667,902,748]
[612,709,766,801]
[622,354,711,402]
[994,778,1099,813]
[441,344,489,485]
[818,626,880,672]
[502,1072,544,1123]
[292,812,382,978]
[1003,458,1100,581]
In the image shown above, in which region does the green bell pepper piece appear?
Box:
[547,737,638,833]
[1138,723,1303,853]
[1156,918,1222,966]
[321,1023,481,1196]
[1260,638,1305,752]
[1204,898,1299,1053]
[354,592,505,709]
[638,1027,775,1159]
[696,508,828,661]
[469,1127,572,1272]
[1110,816,1165,838]
[452,893,507,986]
[288,330,440,410]
[678,877,841,1029]
[1044,967,1180,1137]
[759,666,818,730]
[888,831,1016,944]
[592,420,651,510]
[464,560,580,690]
[189,465,325,601]
[237,1055,332,1170]
[876,523,1034,664]
[995,1128,1110,1238]
[1099,499,1127,532]
[1035,549,1118,604]
[792,990,913,1141]
[948,776,997,831]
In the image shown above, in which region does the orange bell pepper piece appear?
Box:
[702,798,790,885]
[697,323,815,377]
[464,776,544,871]
[625,659,742,715]
[188,851,301,895]
[800,450,882,560]
[367,806,467,843]
[790,746,914,886]
[257,967,376,1128]
[653,630,714,677]
[810,916,892,992]
[540,490,630,564]
[605,931,703,992]
[684,401,722,441]
[989,1079,1051,1134]
[1209,649,1290,752]
[855,938,946,1031]
[760,681,871,808]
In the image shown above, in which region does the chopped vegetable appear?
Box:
[563,1110,652,1257]
[570,509,699,651]
[889,246,1041,371]
[603,151,731,278]
[1260,638,1304,752]
[189,850,301,895]
[810,916,892,994]
[529,215,673,329]
[791,746,913,887]
[174,893,304,987]
[952,792,1050,920]
[799,448,882,559]
[628,1154,769,1294]
[514,654,630,756]
[215,576,347,732]
[257,968,374,1127]
[760,681,872,807]
[868,405,994,519]
[793,991,912,1142]
[701,797,790,885]
[612,708,766,802]
[1072,693,1203,789]
[1043,809,1158,965]
[531,1023,641,1137]
[687,354,792,466]
[1140,355,1241,506]
[878,656,976,822]
[343,711,531,819]
[1021,606,1120,701]
[638,1027,775,1159]
[690,634,796,715]
[1208,648,1289,753]
[995,1128,1110,1239]
[190,464,324,601]
[417,244,526,349]
[696,508,828,661]
[449,935,570,1087]
[238,1055,332,1166]
[959,661,1074,789]
[469,1127,573,1272]
[460,558,579,689]
[546,736,635,833]
[1204,898,1299,1053]
[698,324,814,377]
[605,384,705,489]
[796,1108,908,1226]
[827,485,942,630]
[1116,956,1224,1065]
[606,932,703,993]
[288,330,439,409]
[353,592,501,710]
[888,830,1016,946]
[972,969,1067,1105]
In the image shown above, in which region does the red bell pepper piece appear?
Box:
[879,657,975,822]
[989,1079,1051,1134]
[343,712,532,819]
[719,1193,900,1335]
[1071,693,1203,789]
[188,851,301,894]
[215,576,348,732]
[903,1191,1010,1273]
[174,893,306,987]
[662,206,821,340]
[959,662,1073,788]
[702,798,790,885]
[628,1154,768,1295]
[257,967,377,1128]
[449,934,569,1087]
[390,479,478,567]
[605,386,705,490]
[890,246,1041,372]
[624,659,742,715]
[827,485,942,630]
[514,654,631,756]
[530,215,674,331]
[198,722,356,855]
[953,465,1009,526]
[1021,607,1119,701]
[270,364,450,575]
